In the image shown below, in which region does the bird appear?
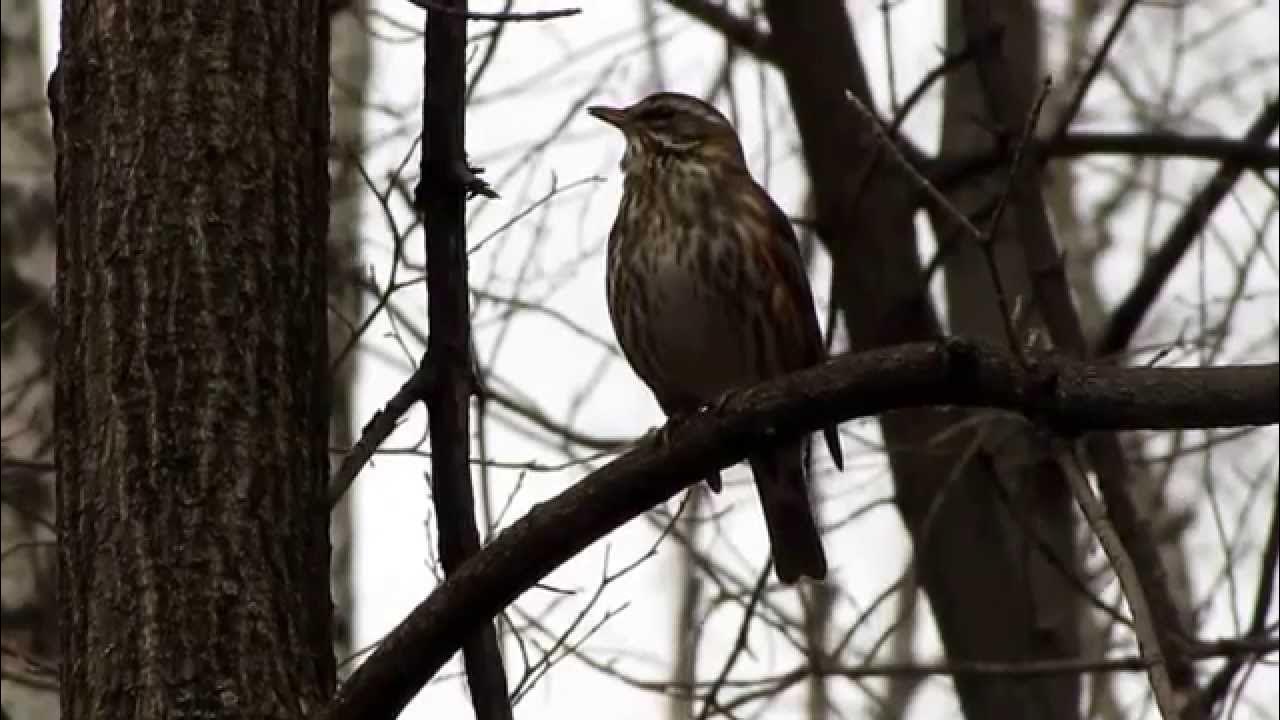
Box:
[588,92,843,584]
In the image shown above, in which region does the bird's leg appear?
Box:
[651,410,724,494]
[692,391,750,493]
[653,409,694,447]
[703,388,741,417]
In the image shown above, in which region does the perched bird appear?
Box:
[589,92,843,584]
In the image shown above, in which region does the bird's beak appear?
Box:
[587,105,628,129]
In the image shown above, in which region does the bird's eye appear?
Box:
[644,107,676,123]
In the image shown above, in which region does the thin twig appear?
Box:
[405,0,580,22]
[328,360,432,508]
[844,92,983,244]
[1096,99,1280,357]
[1058,444,1183,719]
[1045,0,1140,148]
[846,90,1026,358]
[887,26,1001,138]
[696,566,771,720]
[979,76,1054,364]
[1197,473,1280,716]
[984,76,1052,259]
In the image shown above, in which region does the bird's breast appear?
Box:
[613,228,765,403]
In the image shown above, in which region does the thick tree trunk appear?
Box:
[50,2,335,717]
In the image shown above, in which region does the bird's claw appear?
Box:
[703,388,739,416]
[653,411,693,447]
[651,412,723,493]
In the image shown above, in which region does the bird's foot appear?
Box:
[650,412,724,493]
[702,388,741,417]
[656,407,707,446]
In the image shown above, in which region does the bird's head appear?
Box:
[588,92,746,174]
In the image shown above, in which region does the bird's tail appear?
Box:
[749,442,827,584]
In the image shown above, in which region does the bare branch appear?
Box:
[1096,100,1280,357]
[1197,475,1280,716]
[418,1,512,717]
[1045,0,1140,147]
[1059,447,1182,719]
[405,0,580,22]
[664,1,775,62]
[317,339,1278,720]
[328,360,432,508]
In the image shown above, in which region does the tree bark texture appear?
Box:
[51,2,335,717]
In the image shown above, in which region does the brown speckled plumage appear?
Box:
[590,92,843,584]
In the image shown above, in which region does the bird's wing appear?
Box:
[747,180,845,471]
[748,180,829,370]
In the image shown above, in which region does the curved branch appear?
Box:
[317,339,1278,720]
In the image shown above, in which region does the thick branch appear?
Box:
[419,1,511,718]
[406,0,580,22]
[318,339,1278,720]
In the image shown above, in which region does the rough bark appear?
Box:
[51,1,335,717]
